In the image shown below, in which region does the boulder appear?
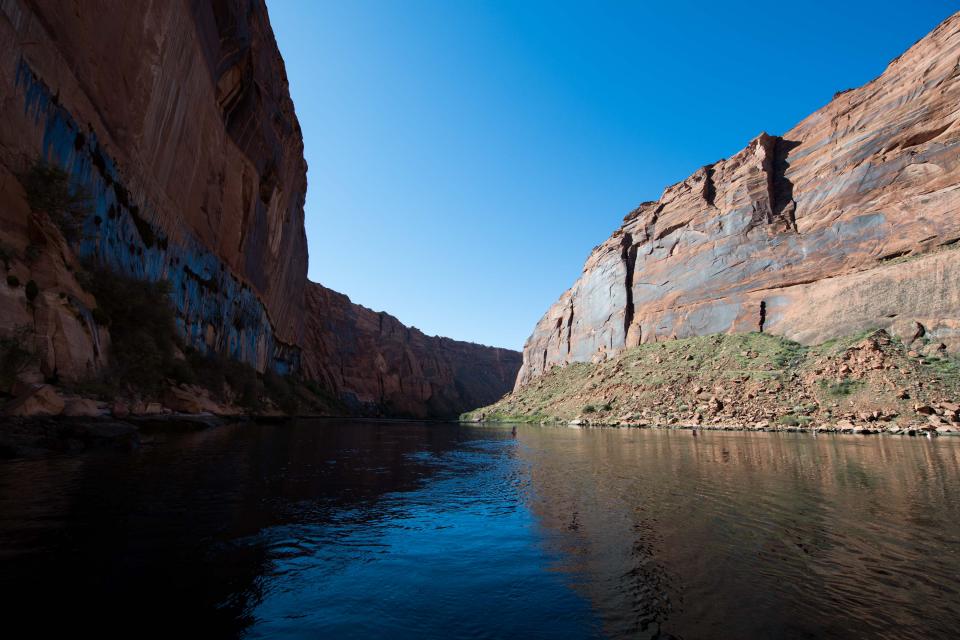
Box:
[920,342,947,358]
[163,386,221,414]
[3,384,64,417]
[835,419,855,432]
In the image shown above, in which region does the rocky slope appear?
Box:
[0,0,519,420]
[516,12,960,389]
[302,283,521,419]
[469,329,960,435]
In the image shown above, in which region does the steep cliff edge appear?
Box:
[517,12,960,389]
[302,283,521,419]
[0,0,307,378]
[0,0,520,420]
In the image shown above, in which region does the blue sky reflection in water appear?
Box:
[246,439,600,638]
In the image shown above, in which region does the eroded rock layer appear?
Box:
[302,283,522,419]
[517,12,960,389]
[0,0,307,377]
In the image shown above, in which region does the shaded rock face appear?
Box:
[517,13,960,389]
[0,0,307,378]
[302,283,522,419]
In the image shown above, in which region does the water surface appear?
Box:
[0,421,958,638]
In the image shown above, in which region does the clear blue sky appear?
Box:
[267,0,956,351]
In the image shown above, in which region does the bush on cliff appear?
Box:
[0,326,36,394]
[21,160,92,244]
[86,268,179,392]
[76,266,319,415]
[182,348,261,409]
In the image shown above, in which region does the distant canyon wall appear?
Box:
[516,12,960,388]
[302,283,522,419]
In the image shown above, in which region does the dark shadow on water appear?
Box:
[0,421,521,636]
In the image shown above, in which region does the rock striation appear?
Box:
[516,12,960,389]
[0,0,520,416]
[302,283,522,419]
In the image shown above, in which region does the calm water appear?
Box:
[0,421,958,638]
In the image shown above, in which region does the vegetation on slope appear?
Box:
[464,331,960,433]
[72,267,344,416]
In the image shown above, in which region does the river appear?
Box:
[0,421,957,638]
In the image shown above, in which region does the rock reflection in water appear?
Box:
[516,426,960,639]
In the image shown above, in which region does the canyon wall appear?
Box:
[0,0,520,416]
[516,12,960,388]
[0,0,307,378]
[302,283,522,419]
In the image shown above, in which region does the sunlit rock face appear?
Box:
[0,0,307,377]
[516,12,960,389]
[302,283,522,419]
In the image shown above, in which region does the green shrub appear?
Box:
[264,368,300,415]
[0,244,13,269]
[86,267,178,392]
[78,266,309,415]
[69,380,114,399]
[25,280,38,301]
[582,404,596,413]
[818,378,863,397]
[184,348,260,410]
[74,268,95,292]
[0,326,35,392]
[777,414,800,426]
[91,307,110,326]
[166,358,195,386]
[6,275,19,288]
[20,161,92,243]
[24,244,41,264]
[600,402,613,411]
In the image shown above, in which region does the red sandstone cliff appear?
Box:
[0,0,307,376]
[302,283,521,419]
[0,0,520,416]
[516,13,960,389]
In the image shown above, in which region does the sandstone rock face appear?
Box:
[0,0,307,377]
[516,13,960,389]
[0,0,520,417]
[302,283,522,419]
